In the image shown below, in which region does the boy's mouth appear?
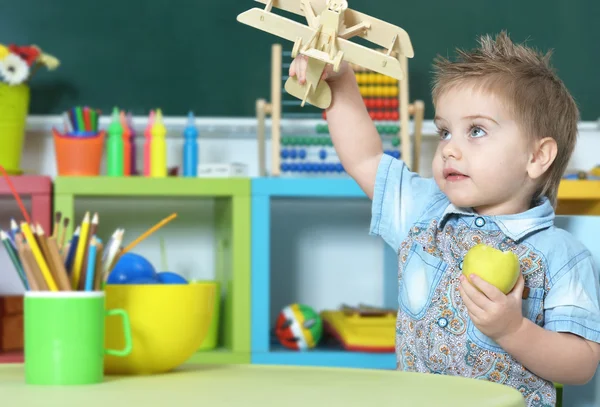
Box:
[443,168,469,181]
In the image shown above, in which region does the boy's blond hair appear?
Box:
[431,31,579,208]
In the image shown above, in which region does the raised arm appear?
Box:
[290,57,383,199]
[326,66,383,199]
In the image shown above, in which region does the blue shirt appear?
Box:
[369,154,600,406]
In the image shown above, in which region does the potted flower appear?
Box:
[0,44,60,174]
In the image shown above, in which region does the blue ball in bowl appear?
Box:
[128,277,161,284]
[157,271,188,284]
[107,252,157,284]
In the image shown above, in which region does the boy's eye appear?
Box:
[438,129,451,140]
[470,126,486,138]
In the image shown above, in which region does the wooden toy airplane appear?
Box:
[237,0,414,109]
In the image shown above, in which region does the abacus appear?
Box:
[256,44,424,177]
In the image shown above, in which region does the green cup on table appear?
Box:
[24,291,133,385]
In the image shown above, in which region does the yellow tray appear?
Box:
[320,308,395,352]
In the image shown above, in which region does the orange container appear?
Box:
[52,128,105,176]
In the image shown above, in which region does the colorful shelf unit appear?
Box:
[0,175,52,363]
[251,177,396,369]
[53,177,251,365]
[557,180,600,215]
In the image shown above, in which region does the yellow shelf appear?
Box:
[557,180,600,215]
[558,180,600,200]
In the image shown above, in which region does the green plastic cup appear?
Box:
[24,291,132,385]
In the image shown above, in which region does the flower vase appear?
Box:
[0,82,30,174]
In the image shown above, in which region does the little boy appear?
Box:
[290,31,600,405]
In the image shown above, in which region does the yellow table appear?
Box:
[0,363,525,406]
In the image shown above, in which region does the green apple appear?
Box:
[462,244,520,294]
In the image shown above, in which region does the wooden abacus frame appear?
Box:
[256,43,424,177]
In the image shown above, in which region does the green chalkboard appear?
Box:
[1,0,598,119]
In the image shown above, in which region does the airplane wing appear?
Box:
[238,8,404,80]
[254,0,328,16]
[253,0,414,58]
[337,40,404,80]
[342,10,413,58]
[237,8,317,44]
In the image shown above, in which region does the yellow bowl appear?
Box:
[103,282,216,375]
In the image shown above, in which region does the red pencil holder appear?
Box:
[52,129,105,176]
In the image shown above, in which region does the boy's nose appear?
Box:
[442,140,462,161]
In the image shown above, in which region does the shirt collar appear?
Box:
[438,197,555,241]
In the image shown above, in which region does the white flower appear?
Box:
[0,53,30,85]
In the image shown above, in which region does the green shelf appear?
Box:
[53,176,250,197]
[53,176,252,365]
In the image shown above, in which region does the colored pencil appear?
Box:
[90,109,97,132]
[103,229,123,281]
[9,218,18,241]
[1,230,28,289]
[122,213,177,254]
[71,212,90,289]
[83,107,91,131]
[5,219,17,250]
[84,237,98,291]
[20,222,58,291]
[16,235,39,291]
[34,223,68,291]
[64,226,80,272]
[37,224,71,291]
[23,243,48,291]
[75,106,85,132]
[93,242,104,290]
[59,216,70,251]
[16,235,43,291]
[52,211,61,239]
[78,212,98,290]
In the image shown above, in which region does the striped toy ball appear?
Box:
[275,303,323,350]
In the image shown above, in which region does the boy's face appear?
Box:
[432,85,536,215]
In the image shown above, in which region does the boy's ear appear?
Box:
[527,137,558,180]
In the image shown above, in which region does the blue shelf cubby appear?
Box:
[251,177,397,369]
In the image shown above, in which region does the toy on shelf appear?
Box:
[150,109,167,178]
[57,106,194,178]
[120,111,132,176]
[275,303,323,350]
[320,304,396,352]
[106,107,125,176]
[54,106,129,177]
[126,112,138,175]
[144,110,155,176]
[255,44,424,177]
[183,112,199,177]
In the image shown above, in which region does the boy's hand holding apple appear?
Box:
[458,244,526,343]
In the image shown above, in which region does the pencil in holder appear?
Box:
[52,128,105,176]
